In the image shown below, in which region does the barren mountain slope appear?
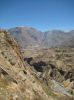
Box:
[9,27,74,48]
[0,29,73,100]
[0,30,51,100]
[9,27,43,48]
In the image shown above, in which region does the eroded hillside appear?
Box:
[23,47,74,99]
[9,27,74,48]
[0,29,74,100]
[0,30,50,100]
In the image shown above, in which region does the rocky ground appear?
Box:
[23,47,74,99]
[0,30,50,100]
[0,29,74,100]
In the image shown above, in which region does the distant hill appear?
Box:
[9,27,74,48]
[44,30,74,47]
[9,27,43,48]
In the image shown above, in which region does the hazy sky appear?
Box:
[0,0,74,31]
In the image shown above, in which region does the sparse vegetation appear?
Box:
[0,30,74,100]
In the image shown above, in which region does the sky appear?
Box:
[0,0,74,31]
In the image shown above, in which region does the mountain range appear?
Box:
[9,27,74,49]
